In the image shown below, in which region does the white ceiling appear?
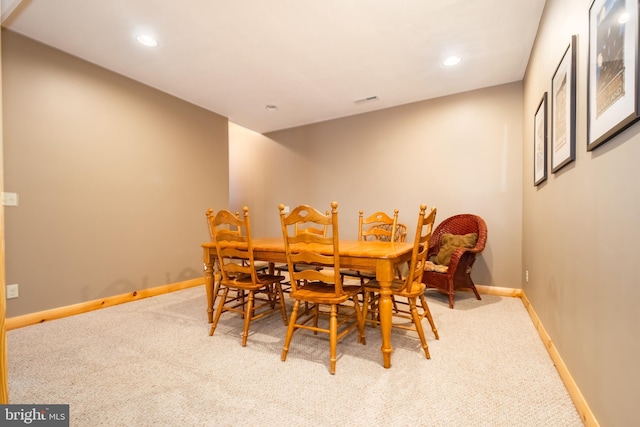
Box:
[2,0,546,134]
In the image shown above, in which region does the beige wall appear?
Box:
[0,24,9,403]
[230,82,524,288]
[523,0,640,425]
[7,4,633,422]
[1,31,229,317]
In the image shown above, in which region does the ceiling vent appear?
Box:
[354,96,380,105]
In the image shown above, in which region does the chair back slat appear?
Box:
[289,233,333,245]
[285,204,331,226]
[294,221,328,238]
[294,268,335,283]
[290,250,332,266]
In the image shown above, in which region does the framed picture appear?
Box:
[534,93,548,186]
[587,0,639,150]
[551,35,577,173]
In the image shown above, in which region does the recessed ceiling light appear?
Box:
[136,34,158,47]
[619,12,630,24]
[265,104,278,111]
[443,56,461,67]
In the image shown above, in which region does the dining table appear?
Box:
[202,237,414,369]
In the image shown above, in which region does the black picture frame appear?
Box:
[587,0,639,151]
[551,35,577,173]
[534,93,548,186]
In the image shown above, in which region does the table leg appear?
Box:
[204,250,215,323]
[378,288,393,368]
[377,261,394,368]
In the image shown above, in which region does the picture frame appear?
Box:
[534,92,548,186]
[587,0,639,151]
[551,35,577,173]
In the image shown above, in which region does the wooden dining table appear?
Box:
[202,237,414,369]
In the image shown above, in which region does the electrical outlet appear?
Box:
[1,192,19,207]
[525,270,529,283]
[283,206,290,214]
[6,284,19,299]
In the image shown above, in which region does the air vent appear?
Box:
[354,96,380,105]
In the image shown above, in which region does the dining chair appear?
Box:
[208,207,288,346]
[278,202,365,374]
[205,208,268,314]
[362,205,439,359]
[341,209,406,284]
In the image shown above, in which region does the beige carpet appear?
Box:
[7,285,583,426]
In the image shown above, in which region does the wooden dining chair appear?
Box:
[205,208,268,315]
[362,205,439,359]
[341,209,406,284]
[278,202,365,374]
[208,207,288,346]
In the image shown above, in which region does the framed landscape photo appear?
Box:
[551,35,577,173]
[534,93,548,186]
[587,0,639,150]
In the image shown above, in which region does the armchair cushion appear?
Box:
[424,261,448,273]
[434,233,478,266]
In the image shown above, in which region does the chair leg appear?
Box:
[352,294,366,345]
[391,295,399,313]
[447,280,455,309]
[469,279,482,301]
[241,291,255,347]
[276,283,288,325]
[209,287,229,336]
[211,275,221,322]
[313,305,319,335]
[362,290,370,326]
[329,304,338,375]
[363,291,380,327]
[282,300,300,362]
[236,289,245,318]
[419,294,439,340]
[409,297,430,359]
[266,283,276,308]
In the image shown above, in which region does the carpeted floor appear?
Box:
[7,285,583,426]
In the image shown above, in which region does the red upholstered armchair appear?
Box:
[422,214,487,309]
